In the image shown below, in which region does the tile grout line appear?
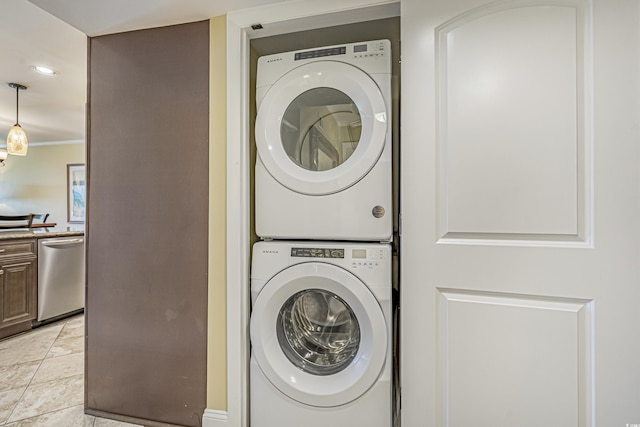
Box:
[3,319,69,425]
[2,316,112,426]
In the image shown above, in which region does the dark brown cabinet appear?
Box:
[0,239,37,339]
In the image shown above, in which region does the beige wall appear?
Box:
[0,143,85,225]
[208,15,228,411]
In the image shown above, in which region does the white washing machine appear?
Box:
[250,241,392,427]
[255,40,392,241]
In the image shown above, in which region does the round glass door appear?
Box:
[255,61,388,196]
[277,289,360,376]
[250,262,388,407]
[281,88,361,172]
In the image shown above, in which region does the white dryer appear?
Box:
[255,40,392,241]
[250,241,392,427]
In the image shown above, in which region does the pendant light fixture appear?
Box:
[6,83,28,156]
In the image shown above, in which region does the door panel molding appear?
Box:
[435,0,593,246]
[437,288,594,427]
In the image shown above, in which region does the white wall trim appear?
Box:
[203,409,228,427]
[226,1,399,426]
[226,11,251,427]
[0,139,84,149]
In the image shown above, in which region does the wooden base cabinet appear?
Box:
[0,239,37,340]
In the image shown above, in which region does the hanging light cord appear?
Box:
[15,84,19,125]
[8,82,26,125]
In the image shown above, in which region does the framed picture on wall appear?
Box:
[67,163,86,223]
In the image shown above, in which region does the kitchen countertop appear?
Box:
[0,225,85,241]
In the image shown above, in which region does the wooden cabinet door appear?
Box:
[0,259,37,330]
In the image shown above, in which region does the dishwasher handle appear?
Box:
[41,238,84,247]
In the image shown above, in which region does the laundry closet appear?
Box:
[247,17,400,427]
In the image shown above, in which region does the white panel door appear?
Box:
[400,0,640,426]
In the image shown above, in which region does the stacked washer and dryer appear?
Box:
[251,40,394,427]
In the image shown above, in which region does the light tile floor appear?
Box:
[0,315,140,427]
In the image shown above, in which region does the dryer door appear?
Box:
[255,61,388,195]
[250,262,388,407]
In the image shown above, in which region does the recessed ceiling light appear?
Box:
[31,65,57,76]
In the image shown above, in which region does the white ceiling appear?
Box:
[29,0,292,37]
[0,0,290,146]
[0,0,86,145]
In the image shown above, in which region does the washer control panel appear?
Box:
[350,247,385,270]
[291,247,344,258]
[290,246,385,270]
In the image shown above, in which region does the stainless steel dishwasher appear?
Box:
[38,236,85,322]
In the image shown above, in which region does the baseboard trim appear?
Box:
[84,408,183,427]
[202,409,228,427]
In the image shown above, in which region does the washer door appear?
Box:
[255,61,388,195]
[251,262,388,407]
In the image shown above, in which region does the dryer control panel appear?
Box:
[257,39,391,90]
[294,46,346,60]
[293,40,389,62]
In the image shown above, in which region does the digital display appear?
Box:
[352,249,367,259]
[291,248,344,258]
[295,46,346,61]
[353,44,367,53]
